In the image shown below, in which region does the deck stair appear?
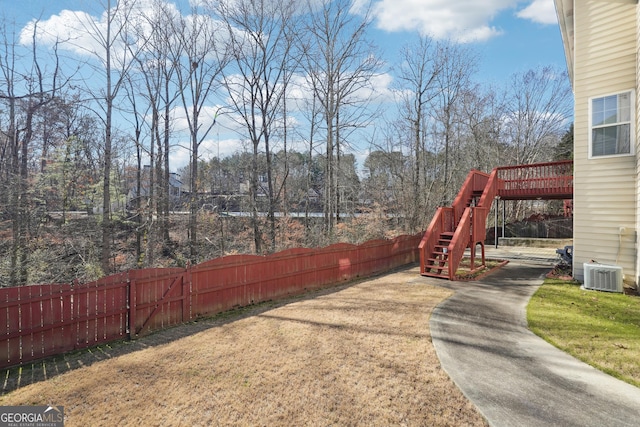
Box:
[419,160,573,280]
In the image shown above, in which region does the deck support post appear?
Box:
[502,200,506,242]
[494,197,500,248]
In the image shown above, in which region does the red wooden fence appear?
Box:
[0,233,422,370]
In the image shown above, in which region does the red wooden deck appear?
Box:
[496,161,573,200]
[420,160,573,280]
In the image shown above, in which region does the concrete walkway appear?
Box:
[430,249,640,427]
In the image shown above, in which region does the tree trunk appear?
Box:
[189,108,199,263]
[162,83,171,247]
[250,139,262,254]
[101,0,114,275]
[265,132,276,253]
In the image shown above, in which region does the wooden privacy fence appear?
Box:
[0,233,422,370]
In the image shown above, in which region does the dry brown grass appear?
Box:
[0,267,487,426]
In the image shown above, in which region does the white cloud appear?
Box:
[517,0,558,25]
[176,136,246,168]
[20,9,105,56]
[19,0,222,64]
[354,72,395,105]
[369,0,517,42]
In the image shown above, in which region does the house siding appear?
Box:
[573,0,638,283]
[636,3,640,287]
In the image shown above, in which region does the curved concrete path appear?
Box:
[430,260,640,427]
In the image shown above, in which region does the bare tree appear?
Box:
[299,92,323,238]
[123,72,150,266]
[395,35,442,231]
[302,0,382,236]
[0,18,66,285]
[0,22,27,286]
[170,5,227,263]
[127,0,181,265]
[458,84,507,172]
[430,41,478,205]
[62,0,144,274]
[36,96,100,220]
[362,149,406,215]
[503,66,573,165]
[217,0,301,254]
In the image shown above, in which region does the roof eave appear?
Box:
[554,0,574,88]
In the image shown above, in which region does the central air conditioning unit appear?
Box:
[583,263,623,293]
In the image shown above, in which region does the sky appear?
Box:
[367,0,565,83]
[0,0,568,171]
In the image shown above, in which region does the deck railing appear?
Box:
[496,160,573,200]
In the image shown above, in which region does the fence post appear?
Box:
[184,264,192,323]
[128,275,137,339]
[71,280,79,349]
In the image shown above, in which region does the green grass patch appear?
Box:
[527,278,640,387]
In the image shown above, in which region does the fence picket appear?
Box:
[0,234,421,370]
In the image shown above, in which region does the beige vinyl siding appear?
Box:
[573,0,637,282]
[637,5,640,287]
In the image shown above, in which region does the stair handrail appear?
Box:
[470,168,501,247]
[442,170,492,279]
[419,207,454,274]
[471,206,490,244]
[451,169,490,223]
[421,170,491,278]
[477,168,501,208]
[446,207,473,280]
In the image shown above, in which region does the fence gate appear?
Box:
[128,268,191,338]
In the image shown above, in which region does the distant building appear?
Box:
[126,166,183,210]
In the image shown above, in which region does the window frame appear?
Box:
[588,90,635,159]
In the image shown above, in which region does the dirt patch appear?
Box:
[0,266,487,426]
[455,258,508,281]
[545,263,574,281]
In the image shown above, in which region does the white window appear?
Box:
[589,91,634,158]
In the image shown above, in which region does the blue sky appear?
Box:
[365,0,565,83]
[1,0,567,170]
